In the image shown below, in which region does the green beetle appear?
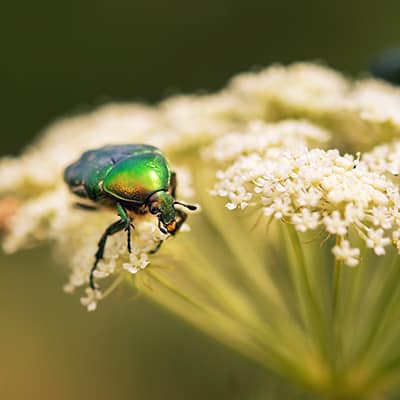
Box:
[64,144,197,289]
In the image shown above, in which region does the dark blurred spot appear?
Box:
[370,46,400,85]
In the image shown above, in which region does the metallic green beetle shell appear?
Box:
[64,144,171,205]
[103,152,171,203]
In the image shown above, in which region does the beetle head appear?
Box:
[148,191,197,234]
[148,191,177,234]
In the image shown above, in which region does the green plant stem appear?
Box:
[284,225,328,352]
[333,239,342,314]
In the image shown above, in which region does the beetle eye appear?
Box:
[149,205,158,214]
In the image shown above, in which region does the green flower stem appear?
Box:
[333,236,342,314]
[283,224,329,360]
[330,236,344,390]
[139,268,318,388]
[174,237,310,363]
[352,254,400,364]
[197,169,287,313]
[340,241,368,360]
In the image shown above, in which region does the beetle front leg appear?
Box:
[149,207,186,253]
[149,240,164,254]
[90,203,134,289]
[171,208,187,235]
[169,171,177,198]
[74,202,99,211]
[90,219,126,289]
[117,202,134,254]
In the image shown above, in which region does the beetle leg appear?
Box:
[116,202,130,225]
[149,216,169,253]
[90,203,134,289]
[126,223,132,253]
[149,240,164,254]
[169,171,177,198]
[74,202,98,211]
[125,225,131,254]
[90,219,126,289]
[116,202,134,254]
[171,209,187,236]
[157,217,168,235]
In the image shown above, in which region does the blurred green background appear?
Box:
[1,1,400,399]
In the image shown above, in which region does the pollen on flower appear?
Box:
[211,146,400,264]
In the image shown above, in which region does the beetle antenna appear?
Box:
[174,201,197,211]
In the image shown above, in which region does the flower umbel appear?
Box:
[4,63,400,398]
[211,147,400,266]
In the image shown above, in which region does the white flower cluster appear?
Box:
[4,63,400,198]
[2,186,74,253]
[228,63,400,148]
[211,147,400,267]
[63,217,168,311]
[349,80,400,126]
[204,119,330,162]
[3,62,400,309]
[228,63,349,115]
[362,140,400,175]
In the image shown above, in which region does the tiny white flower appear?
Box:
[366,228,391,256]
[80,288,102,312]
[292,209,320,232]
[226,203,237,210]
[332,240,360,267]
[371,207,393,229]
[344,203,365,223]
[323,211,348,236]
